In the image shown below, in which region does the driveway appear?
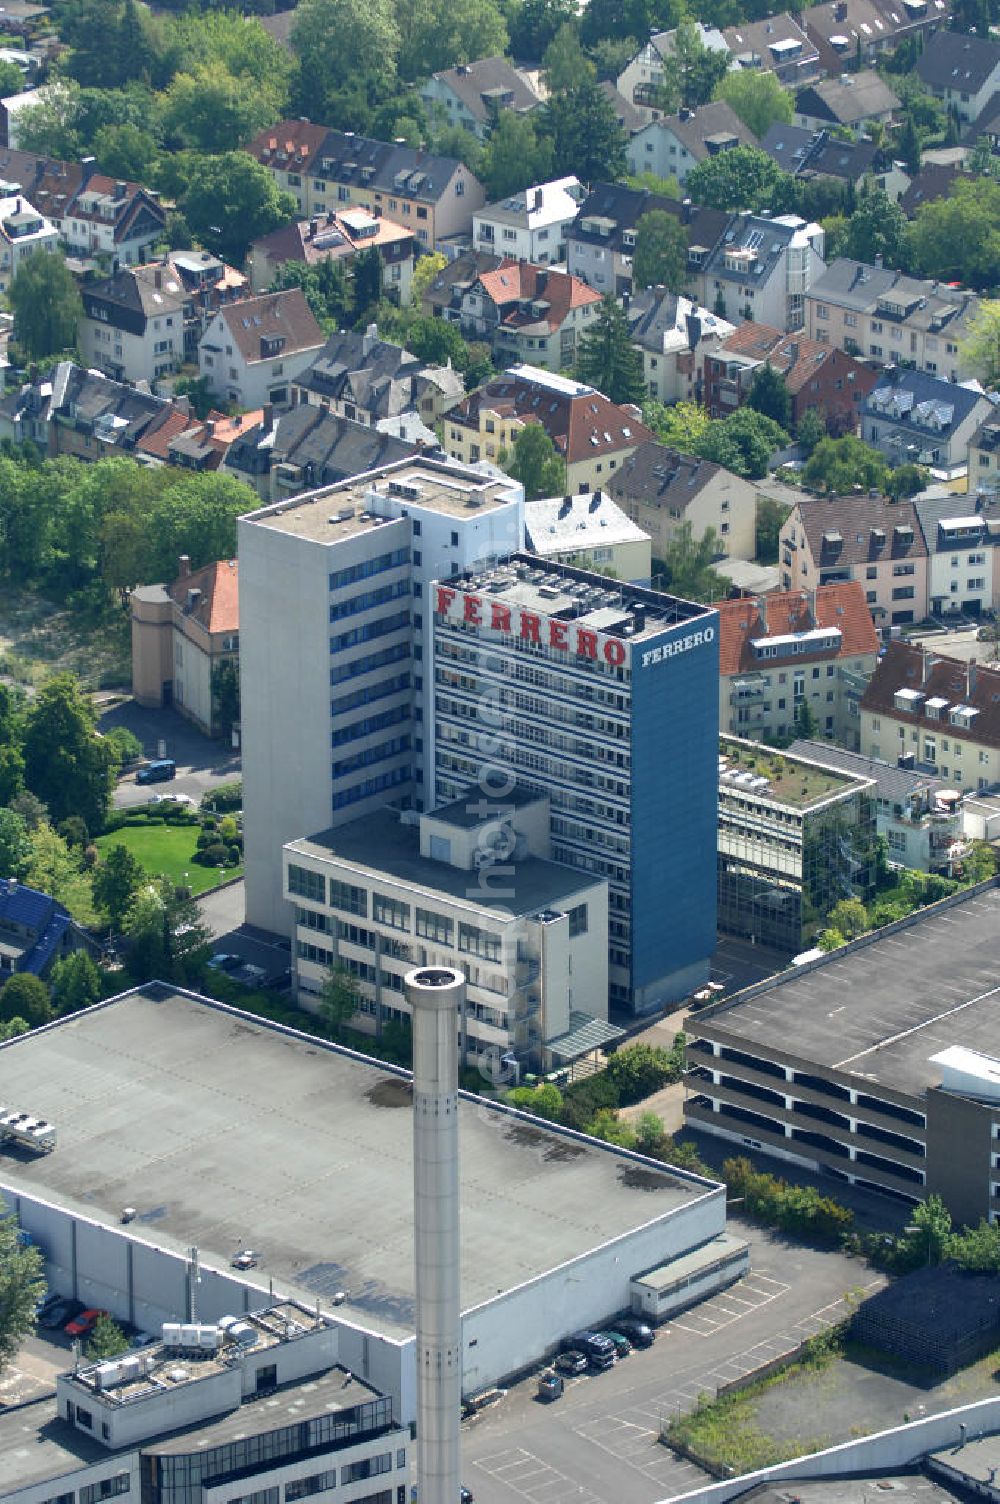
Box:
[100,698,240,809]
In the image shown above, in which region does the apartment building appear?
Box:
[238,456,524,931]
[780,494,928,628]
[164,248,249,360]
[245,120,485,249]
[472,176,583,264]
[861,369,993,483]
[0,189,54,292]
[716,582,879,748]
[699,213,826,331]
[913,494,1000,618]
[723,14,821,82]
[608,440,758,562]
[565,181,728,298]
[80,262,185,386]
[805,258,980,378]
[795,70,900,138]
[757,123,908,200]
[443,364,653,494]
[626,287,734,404]
[0,149,165,267]
[800,0,950,74]
[626,102,757,187]
[524,489,652,582]
[283,791,612,1072]
[247,206,414,303]
[617,23,730,125]
[788,737,963,872]
[225,405,420,501]
[860,640,1000,790]
[420,55,544,140]
[131,554,239,736]
[969,409,1000,499]
[916,29,1000,125]
[441,259,602,371]
[0,359,174,456]
[431,555,720,1012]
[703,319,878,430]
[199,288,324,409]
[716,734,877,952]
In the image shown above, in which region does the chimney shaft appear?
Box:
[406,966,464,1504]
[178,554,191,578]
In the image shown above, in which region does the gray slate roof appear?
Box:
[862,368,989,441]
[913,492,1000,552]
[226,406,422,488]
[425,56,542,124]
[759,123,878,180]
[915,28,1000,94]
[795,70,899,124]
[608,439,726,511]
[787,738,949,807]
[806,257,978,339]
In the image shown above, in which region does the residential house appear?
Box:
[795,70,900,137]
[0,189,55,293]
[722,14,822,83]
[0,151,166,269]
[800,0,950,75]
[144,409,264,472]
[627,102,757,186]
[566,181,729,298]
[703,319,878,430]
[224,405,422,502]
[420,248,502,317]
[443,364,653,493]
[859,640,1000,790]
[199,288,324,409]
[293,324,464,428]
[804,258,980,379]
[80,262,185,386]
[968,410,1000,500]
[244,121,485,250]
[163,248,249,361]
[419,56,544,140]
[524,490,652,582]
[608,439,757,561]
[758,123,908,199]
[862,369,992,483]
[716,581,879,746]
[131,554,239,737]
[472,176,583,265]
[780,493,929,627]
[915,29,1000,125]
[246,206,414,302]
[440,258,601,371]
[698,212,826,331]
[0,878,93,983]
[599,81,646,137]
[914,493,1000,618]
[626,286,734,404]
[0,359,176,454]
[617,24,730,126]
[788,738,963,872]
[899,161,962,214]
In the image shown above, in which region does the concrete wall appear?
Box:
[657,1397,1000,1504]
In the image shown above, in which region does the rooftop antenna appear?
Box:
[186,1246,201,1323]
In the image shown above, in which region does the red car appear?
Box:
[65,1308,107,1337]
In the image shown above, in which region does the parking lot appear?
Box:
[99,699,240,810]
[462,1221,883,1504]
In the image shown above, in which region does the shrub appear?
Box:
[605,1037,685,1104]
[226,844,241,866]
[196,828,215,850]
[196,841,229,867]
[104,726,144,765]
[57,816,89,848]
[203,780,242,812]
[218,814,239,843]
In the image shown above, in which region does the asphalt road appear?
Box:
[99,699,240,809]
[461,1221,882,1504]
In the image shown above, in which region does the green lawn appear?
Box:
[95,821,242,895]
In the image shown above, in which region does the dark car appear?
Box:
[136,759,176,785]
[616,1317,655,1348]
[563,1331,616,1371]
[461,1490,474,1504]
[554,1348,588,1376]
[39,1297,83,1330]
[602,1331,632,1359]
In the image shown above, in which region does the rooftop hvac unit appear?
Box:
[228,1321,259,1347]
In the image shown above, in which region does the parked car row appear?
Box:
[553,1317,655,1378]
[36,1295,108,1336]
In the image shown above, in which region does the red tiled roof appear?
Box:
[135,407,196,460]
[475,260,601,331]
[713,581,879,676]
[715,321,864,396]
[860,640,1000,750]
[452,372,651,465]
[169,558,239,635]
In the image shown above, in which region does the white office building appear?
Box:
[239,456,524,932]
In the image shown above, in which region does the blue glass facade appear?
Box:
[630,614,719,1009]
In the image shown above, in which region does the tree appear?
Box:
[396,0,507,79]
[605,1039,683,1102]
[817,927,846,951]
[656,521,721,601]
[905,1193,952,1267]
[642,398,711,451]
[212,659,240,740]
[319,964,361,1036]
[887,462,927,501]
[633,209,688,292]
[659,16,729,111]
[92,121,158,182]
[686,146,790,212]
[23,674,117,834]
[50,951,103,1015]
[0,972,52,1029]
[541,73,627,182]
[898,114,922,177]
[411,252,448,310]
[747,362,791,430]
[755,494,791,565]
[86,1314,129,1360]
[92,844,147,929]
[905,177,1000,289]
[507,1080,564,1119]
[796,406,826,456]
[479,111,554,201]
[715,68,793,138]
[403,314,469,368]
[962,840,998,884]
[0,1193,44,1374]
[161,62,277,153]
[123,877,210,985]
[505,423,566,500]
[575,294,645,404]
[181,153,296,266]
[15,80,83,158]
[698,407,787,479]
[9,791,47,831]
[802,435,889,495]
[948,1218,1000,1271]
[0,809,31,880]
[960,300,1000,388]
[507,0,579,58]
[827,897,868,940]
[543,21,593,93]
[9,251,82,362]
[291,0,400,127]
[842,182,907,267]
[794,698,819,738]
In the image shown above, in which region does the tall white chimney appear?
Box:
[405,965,465,1504]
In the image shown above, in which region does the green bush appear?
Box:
[605,1038,685,1104]
[196,828,215,850]
[722,1156,854,1243]
[196,841,229,867]
[226,844,241,866]
[104,726,144,764]
[202,780,242,813]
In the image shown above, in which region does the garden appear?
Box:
[96,801,243,896]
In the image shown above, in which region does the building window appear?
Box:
[288,864,325,903]
[342,1454,392,1485]
[568,903,588,936]
[328,878,368,916]
[374,893,410,931]
[458,922,502,961]
[80,1480,131,1504]
[416,908,453,943]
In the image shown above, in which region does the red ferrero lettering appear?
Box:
[436,586,456,615]
[603,639,626,668]
[464,594,483,625]
[549,619,569,650]
[575,629,598,660]
[491,601,512,631]
[520,611,541,643]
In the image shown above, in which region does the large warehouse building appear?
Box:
[684,881,1000,1223]
[0,985,728,1424]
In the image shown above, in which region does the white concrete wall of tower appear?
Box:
[3,1178,725,1424]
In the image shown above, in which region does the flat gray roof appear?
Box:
[696,886,1000,1099]
[290,806,597,917]
[0,1406,109,1495]
[0,989,714,1342]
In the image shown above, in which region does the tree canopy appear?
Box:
[746,362,791,430]
[505,424,566,500]
[0,1195,44,1375]
[715,68,793,137]
[23,675,118,834]
[802,435,890,495]
[633,209,688,292]
[685,145,789,212]
[575,295,646,404]
[541,72,627,182]
[10,251,82,362]
[655,521,722,602]
[180,152,296,265]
